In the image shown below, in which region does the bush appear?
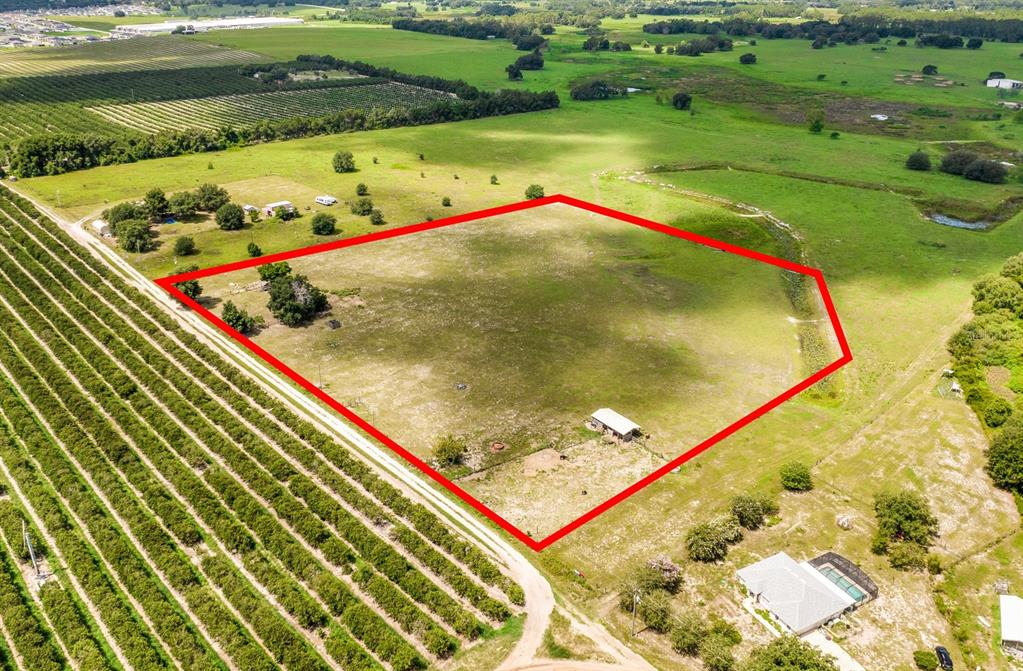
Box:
[744,637,839,671]
[195,183,230,211]
[168,190,199,217]
[699,635,735,671]
[267,274,328,326]
[906,151,932,171]
[356,183,368,196]
[671,613,706,655]
[637,589,672,633]
[643,555,682,593]
[333,150,356,173]
[247,242,263,257]
[730,493,778,529]
[221,300,261,335]
[350,198,374,216]
[441,197,451,207]
[258,261,291,282]
[871,486,937,556]
[887,542,927,570]
[963,159,1008,184]
[173,236,196,256]
[987,417,1023,492]
[940,150,979,175]
[922,64,938,75]
[142,187,169,221]
[114,219,154,253]
[525,184,545,199]
[685,516,741,562]
[570,80,621,100]
[914,649,939,671]
[311,212,337,235]
[369,210,385,226]
[780,461,813,491]
[216,203,245,231]
[103,201,143,225]
[671,91,692,110]
[739,52,756,64]
[433,435,466,466]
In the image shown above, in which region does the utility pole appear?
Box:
[22,519,39,578]
[630,591,641,636]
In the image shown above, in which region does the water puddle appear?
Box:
[928,213,992,231]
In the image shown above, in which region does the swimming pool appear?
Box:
[818,565,867,602]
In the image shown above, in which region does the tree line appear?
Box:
[9,56,558,178]
[643,14,1023,43]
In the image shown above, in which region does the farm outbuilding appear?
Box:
[589,408,640,441]
[91,219,111,237]
[264,201,295,217]
[1002,594,1023,653]
[987,78,1023,89]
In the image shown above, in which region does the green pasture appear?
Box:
[12,20,1023,668]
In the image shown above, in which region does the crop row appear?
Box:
[0,186,521,656]
[0,206,426,669]
[0,37,266,78]
[0,186,521,607]
[0,192,509,667]
[89,83,455,134]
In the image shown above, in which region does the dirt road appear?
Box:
[12,188,653,671]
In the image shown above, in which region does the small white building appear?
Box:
[1002,594,1023,654]
[315,195,338,206]
[242,204,259,213]
[590,408,641,441]
[987,78,1023,90]
[263,200,295,217]
[91,219,111,237]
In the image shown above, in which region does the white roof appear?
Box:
[91,219,108,229]
[265,200,293,208]
[988,78,1023,87]
[316,195,337,202]
[737,552,854,634]
[591,408,640,435]
[1002,595,1023,644]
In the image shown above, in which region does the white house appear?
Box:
[263,200,295,217]
[987,78,1023,90]
[91,219,111,237]
[590,408,641,441]
[315,195,338,206]
[737,552,858,635]
[1002,594,1023,653]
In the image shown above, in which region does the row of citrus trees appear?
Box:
[0,185,522,670]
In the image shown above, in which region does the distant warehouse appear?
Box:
[987,78,1023,90]
[113,17,303,35]
[589,408,641,441]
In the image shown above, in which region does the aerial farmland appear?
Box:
[0,2,1022,671]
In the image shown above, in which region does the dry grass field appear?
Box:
[199,202,828,535]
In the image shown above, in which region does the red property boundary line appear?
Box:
[156,194,853,552]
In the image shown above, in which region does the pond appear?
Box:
[928,213,992,231]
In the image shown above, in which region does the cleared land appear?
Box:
[89,82,456,133]
[200,203,813,536]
